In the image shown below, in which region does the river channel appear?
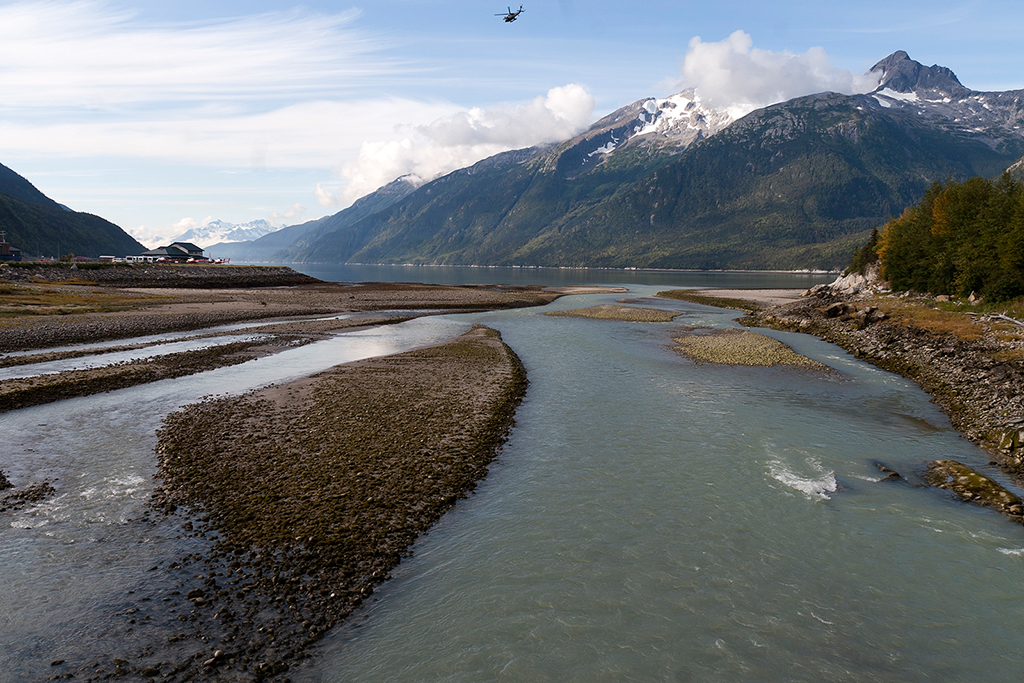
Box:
[3,270,1024,681]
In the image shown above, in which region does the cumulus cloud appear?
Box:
[270,203,306,225]
[676,31,881,117]
[333,84,595,204]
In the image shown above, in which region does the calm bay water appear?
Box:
[291,263,834,289]
[3,270,1023,681]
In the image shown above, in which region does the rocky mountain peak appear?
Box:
[870,50,970,97]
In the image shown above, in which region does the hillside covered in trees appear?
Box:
[864,173,1024,302]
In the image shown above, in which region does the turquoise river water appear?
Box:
[3,269,1024,681]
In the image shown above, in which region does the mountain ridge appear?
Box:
[224,51,1024,271]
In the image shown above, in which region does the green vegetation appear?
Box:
[875,173,1024,301]
[1009,156,1024,183]
[0,192,145,258]
[846,227,880,275]
[545,304,679,322]
[287,92,1022,272]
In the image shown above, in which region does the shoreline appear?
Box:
[310,262,838,275]
[0,271,566,411]
[675,286,1024,472]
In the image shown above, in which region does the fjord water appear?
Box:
[297,288,1024,682]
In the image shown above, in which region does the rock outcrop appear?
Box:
[925,459,1024,521]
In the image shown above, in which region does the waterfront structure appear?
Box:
[0,231,22,261]
[131,242,207,263]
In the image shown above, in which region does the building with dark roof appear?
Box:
[0,231,22,261]
[132,242,207,263]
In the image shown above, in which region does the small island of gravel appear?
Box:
[671,327,829,369]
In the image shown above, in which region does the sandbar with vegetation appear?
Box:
[546,303,679,322]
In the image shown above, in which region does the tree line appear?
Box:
[854,173,1024,302]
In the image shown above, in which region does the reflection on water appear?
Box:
[0,315,470,681]
[292,263,836,289]
[0,333,272,380]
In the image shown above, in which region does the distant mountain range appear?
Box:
[170,219,280,249]
[5,51,1022,271]
[0,163,145,259]
[223,51,1024,271]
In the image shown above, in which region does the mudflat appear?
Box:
[0,267,561,411]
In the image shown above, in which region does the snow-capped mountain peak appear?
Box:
[630,90,735,144]
[548,88,735,178]
[866,51,1024,152]
[170,219,281,248]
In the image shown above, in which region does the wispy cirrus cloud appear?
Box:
[0,99,461,168]
[0,0,392,111]
[0,1,595,216]
[0,1,601,234]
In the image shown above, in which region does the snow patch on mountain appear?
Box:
[629,90,735,146]
[170,219,281,248]
[867,51,1024,149]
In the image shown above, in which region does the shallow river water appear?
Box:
[296,287,1024,683]
[3,273,1024,681]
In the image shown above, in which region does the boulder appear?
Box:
[827,263,887,297]
[924,459,1023,519]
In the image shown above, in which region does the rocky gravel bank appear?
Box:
[0,263,320,288]
[670,327,830,369]
[744,289,1024,472]
[0,280,559,354]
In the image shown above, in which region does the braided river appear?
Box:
[4,268,1024,681]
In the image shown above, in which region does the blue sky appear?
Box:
[1,0,1022,246]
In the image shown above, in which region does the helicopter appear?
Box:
[496,5,524,22]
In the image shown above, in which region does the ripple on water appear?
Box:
[766,458,838,501]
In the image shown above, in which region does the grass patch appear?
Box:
[0,282,174,318]
[546,304,678,322]
[865,296,985,341]
[991,348,1024,362]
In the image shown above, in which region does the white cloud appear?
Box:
[270,203,306,225]
[0,99,460,168]
[0,3,598,221]
[0,1,387,110]
[334,84,596,203]
[315,183,342,208]
[677,31,881,118]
